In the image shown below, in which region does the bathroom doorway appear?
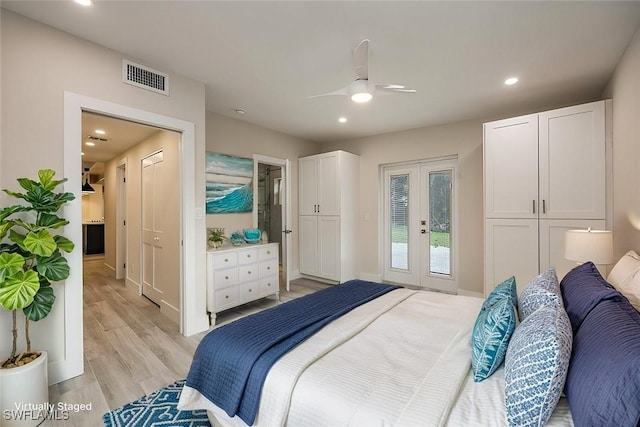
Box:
[253,155,292,291]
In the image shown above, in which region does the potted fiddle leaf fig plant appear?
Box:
[0,169,75,424]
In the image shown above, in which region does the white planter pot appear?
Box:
[0,351,49,427]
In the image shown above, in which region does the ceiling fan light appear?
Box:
[351,92,373,103]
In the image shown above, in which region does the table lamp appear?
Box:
[565,228,613,264]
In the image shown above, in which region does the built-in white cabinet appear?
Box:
[484,100,610,295]
[206,243,279,324]
[298,150,359,282]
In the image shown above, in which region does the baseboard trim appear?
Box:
[457,289,483,298]
[359,272,383,282]
[125,277,140,294]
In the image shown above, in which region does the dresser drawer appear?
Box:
[260,275,279,296]
[212,252,238,269]
[238,281,260,300]
[238,248,259,265]
[239,264,258,282]
[213,268,238,289]
[259,245,278,261]
[259,259,278,277]
[214,286,239,309]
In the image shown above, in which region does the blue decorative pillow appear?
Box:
[519,268,562,320]
[484,276,517,309]
[505,304,572,427]
[560,262,622,332]
[471,297,517,382]
[564,297,640,427]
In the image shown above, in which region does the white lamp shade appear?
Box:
[565,229,613,264]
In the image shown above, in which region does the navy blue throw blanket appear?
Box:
[185,280,398,425]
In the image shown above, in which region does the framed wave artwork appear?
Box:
[205,152,254,214]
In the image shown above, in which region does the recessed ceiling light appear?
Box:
[74,0,92,6]
[338,117,347,123]
[85,141,95,146]
[95,129,106,135]
[234,108,246,115]
[505,77,519,86]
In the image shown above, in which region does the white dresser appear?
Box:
[206,242,280,324]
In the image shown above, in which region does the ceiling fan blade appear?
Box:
[375,84,417,94]
[307,87,349,99]
[352,39,369,80]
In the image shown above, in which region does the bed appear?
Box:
[178,263,640,427]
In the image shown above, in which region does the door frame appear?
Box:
[64,94,208,362]
[252,154,292,291]
[115,161,127,280]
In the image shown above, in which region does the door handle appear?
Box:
[283,229,292,234]
[421,229,427,234]
[533,200,536,214]
[542,199,546,214]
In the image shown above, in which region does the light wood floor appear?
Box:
[46,256,329,426]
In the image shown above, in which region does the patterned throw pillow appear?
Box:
[484,276,517,309]
[505,304,573,427]
[471,297,518,382]
[518,268,562,320]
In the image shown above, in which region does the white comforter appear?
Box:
[179,288,573,427]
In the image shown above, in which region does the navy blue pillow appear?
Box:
[560,262,621,332]
[564,297,640,427]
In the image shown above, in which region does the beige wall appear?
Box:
[0,11,206,379]
[603,25,640,260]
[205,111,319,273]
[323,119,484,295]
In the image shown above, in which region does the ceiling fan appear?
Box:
[308,39,416,103]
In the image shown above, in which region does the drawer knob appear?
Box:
[225,295,229,299]
[248,271,252,275]
[267,283,271,287]
[267,266,271,270]
[267,251,271,254]
[249,288,252,292]
[225,276,229,280]
[224,258,228,262]
[248,254,251,258]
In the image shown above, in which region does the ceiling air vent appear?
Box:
[122,60,169,96]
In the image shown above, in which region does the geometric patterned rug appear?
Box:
[102,380,211,426]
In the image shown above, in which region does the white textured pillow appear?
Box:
[618,270,640,312]
[607,250,640,288]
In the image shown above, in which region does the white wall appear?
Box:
[0,11,207,383]
[323,119,484,295]
[603,25,640,260]
[205,112,318,274]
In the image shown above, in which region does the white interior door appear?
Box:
[383,159,458,293]
[142,151,165,305]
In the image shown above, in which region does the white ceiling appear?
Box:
[3,1,640,143]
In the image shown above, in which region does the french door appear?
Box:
[383,158,458,292]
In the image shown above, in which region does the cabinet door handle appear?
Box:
[532,200,536,214]
[542,199,546,214]
[317,204,320,213]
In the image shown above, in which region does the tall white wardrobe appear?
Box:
[298,150,359,282]
[484,100,611,295]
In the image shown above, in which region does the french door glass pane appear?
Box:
[390,174,409,270]
[429,171,451,275]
